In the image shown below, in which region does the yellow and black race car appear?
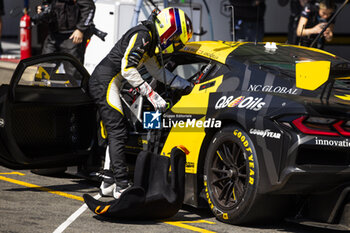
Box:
[0,41,349,229]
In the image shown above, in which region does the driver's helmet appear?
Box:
[155,7,193,54]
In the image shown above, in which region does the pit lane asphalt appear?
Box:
[0,166,342,233]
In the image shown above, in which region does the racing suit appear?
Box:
[287,0,313,45]
[88,21,192,184]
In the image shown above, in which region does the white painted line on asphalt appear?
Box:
[53,194,101,233]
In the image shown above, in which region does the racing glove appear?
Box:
[138,82,167,112]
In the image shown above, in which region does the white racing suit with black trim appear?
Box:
[88,21,192,184]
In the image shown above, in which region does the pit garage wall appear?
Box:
[2,0,350,59]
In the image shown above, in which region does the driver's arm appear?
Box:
[121,31,167,111]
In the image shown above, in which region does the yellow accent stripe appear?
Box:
[0,172,25,175]
[232,187,236,201]
[100,120,107,139]
[216,151,223,161]
[94,205,111,215]
[335,94,350,101]
[0,176,84,202]
[123,33,138,72]
[106,75,124,116]
[162,220,216,233]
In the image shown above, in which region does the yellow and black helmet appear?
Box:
[155,7,193,54]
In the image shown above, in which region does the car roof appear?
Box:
[181,41,348,68]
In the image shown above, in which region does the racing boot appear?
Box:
[99,146,115,197]
[98,170,116,197]
[113,180,132,199]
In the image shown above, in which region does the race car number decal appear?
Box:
[215,96,265,111]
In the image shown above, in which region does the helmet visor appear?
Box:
[185,14,193,41]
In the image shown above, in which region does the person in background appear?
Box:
[296,0,336,48]
[35,0,95,65]
[287,0,314,45]
[229,0,266,42]
[0,0,4,54]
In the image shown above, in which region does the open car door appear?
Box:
[0,53,97,169]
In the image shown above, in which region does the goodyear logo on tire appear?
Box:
[233,129,255,185]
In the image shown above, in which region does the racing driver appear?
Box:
[88,7,193,199]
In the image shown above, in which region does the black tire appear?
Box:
[204,125,260,224]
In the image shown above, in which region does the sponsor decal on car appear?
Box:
[233,130,255,185]
[315,137,350,147]
[227,96,244,107]
[334,94,350,101]
[185,162,195,168]
[249,128,281,139]
[247,84,299,95]
[215,96,265,111]
[182,46,220,61]
[204,175,229,219]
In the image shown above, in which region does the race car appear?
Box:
[0,41,349,229]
